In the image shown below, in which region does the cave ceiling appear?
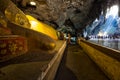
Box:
[12,0,120,33]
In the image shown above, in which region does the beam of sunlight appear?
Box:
[99,5,119,36]
[106,5,119,18]
[85,5,120,38]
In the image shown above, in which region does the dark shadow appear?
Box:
[0,50,56,68]
[54,45,78,80]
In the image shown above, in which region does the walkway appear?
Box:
[55,44,109,80]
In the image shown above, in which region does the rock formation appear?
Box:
[11,0,120,33]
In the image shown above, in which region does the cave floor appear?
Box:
[55,44,109,80]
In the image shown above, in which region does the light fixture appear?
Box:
[29,1,36,6]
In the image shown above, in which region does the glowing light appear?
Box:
[98,31,107,36]
[26,15,58,40]
[30,1,36,6]
[98,32,103,36]
[95,18,98,22]
[106,5,119,18]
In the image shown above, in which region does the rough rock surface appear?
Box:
[11,0,120,33]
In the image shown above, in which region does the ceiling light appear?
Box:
[30,1,36,6]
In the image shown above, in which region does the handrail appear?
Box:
[79,39,120,80]
[80,39,120,62]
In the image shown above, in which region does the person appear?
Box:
[59,31,65,40]
[67,33,71,44]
